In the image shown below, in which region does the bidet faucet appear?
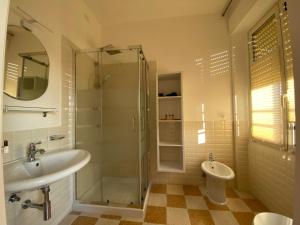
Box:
[27,141,45,162]
[208,153,214,162]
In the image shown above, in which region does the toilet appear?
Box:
[253,213,293,225]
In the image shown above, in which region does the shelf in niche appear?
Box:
[158,160,184,173]
[158,96,181,100]
[157,72,184,173]
[159,141,182,147]
[159,120,182,122]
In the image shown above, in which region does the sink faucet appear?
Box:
[27,141,45,162]
[208,152,214,162]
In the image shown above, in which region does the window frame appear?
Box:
[248,3,289,150]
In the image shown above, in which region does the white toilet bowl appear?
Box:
[253,212,293,225]
[201,161,235,204]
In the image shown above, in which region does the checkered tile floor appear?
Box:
[59,184,268,225]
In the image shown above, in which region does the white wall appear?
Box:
[249,142,295,217]
[2,1,101,225]
[230,31,250,191]
[101,14,234,185]
[102,14,232,122]
[0,1,10,225]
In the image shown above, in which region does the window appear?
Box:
[248,1,295,149]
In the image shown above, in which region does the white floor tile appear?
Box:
[167,184,184,195]
[167,207,191,225]
[210,211,239,225]
[80,212,101,218]
[148,193,167,207]
[185,196,208,210]
[58,215,77,225]
[226,198,252,212]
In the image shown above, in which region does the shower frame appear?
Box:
[73,45,150,211]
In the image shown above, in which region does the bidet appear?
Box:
[201,159,235,204]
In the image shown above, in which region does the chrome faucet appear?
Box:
[27,141,45,162]
[208,152,214,162]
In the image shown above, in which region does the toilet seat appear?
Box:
[253,212,293,225]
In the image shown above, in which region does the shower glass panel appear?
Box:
[75,51,102,203]
[75,47,148,207]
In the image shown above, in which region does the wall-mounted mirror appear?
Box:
[4,25,49,100]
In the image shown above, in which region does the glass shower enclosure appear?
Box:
[75,46,149,208]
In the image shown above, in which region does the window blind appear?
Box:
[249,14,284,145]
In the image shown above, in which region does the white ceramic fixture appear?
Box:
[253,212,293,225]
[4,149,90,192]
[201,160,235,204]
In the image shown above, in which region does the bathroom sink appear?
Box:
[4,149,90,193]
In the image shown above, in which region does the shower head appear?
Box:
[100,44,122,55]
[106,49,122,55]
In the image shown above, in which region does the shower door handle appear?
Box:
[132,115,136,131]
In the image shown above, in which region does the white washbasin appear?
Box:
[4,149,90,193]
[201,161,235,180]
[253,212,293,225]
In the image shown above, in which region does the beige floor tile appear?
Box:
[235,190,254,199]
[226,188,239,198]
[95,218,120,225]
[121,217,144,223]
[188,209,214,225]
[204,197,229,210]
[232,212,255,225]
[183,185,202,196]
[71,216,98,225]
[226,198,252,212]
[119,220,143,225]
[144,206,167,224]
[80,212,100,218]
[210,211,239,225]
[148,193,167,207]
[142,223,165,225]
[185,196,208,210]
[59,215,78,225]
[167,184,184,195]
[167,194,187,208]
[150,184,167,194]
[100,214,122,220]
[167,207,191,225]
[243,199,268,212]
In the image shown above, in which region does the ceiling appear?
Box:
[84,0,229,26]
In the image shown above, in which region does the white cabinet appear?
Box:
[157,73,184,172]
